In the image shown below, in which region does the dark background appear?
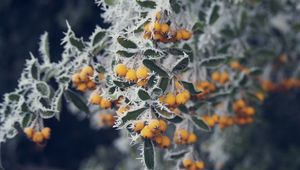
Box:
[0,1,300,170]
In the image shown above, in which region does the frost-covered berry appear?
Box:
[181,29,192,40]
[164,92,176,106]
[140,126,154,138]
[160,23,170,33]
[41,127,51,140]
[24,127,34,139]
[187,133,197,144]
[148,119,160,133]
[32,132,44,144]
[154,22,161,32]
[89,93,102,105]
[114,64,128,77]
[81,66,94,76]
[100,98,112,109]
[136,66,150,79]
[125,69,138,82]
[72,73,81,84]
[77,83,88,92]
[176,92,188,105]
[133,120,145,133]
[160,136,171,148]
[158,119,167,133]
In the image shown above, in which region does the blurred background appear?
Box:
[0,0,300,170]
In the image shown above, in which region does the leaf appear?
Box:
[177,105,188,114]
[172,57,189,72]
[249,67,262,76]
[201,57,226,67]
[191,116,210,131]
[166,116,183,123]
[36,81,50,97]
[238,73,248,86]
[104,0,116,5]
[30,60,39,79]
[168,48,184,55]
[144,49,161,58]
[192,22,204,34]
[121,108,147,123]
[138,89,151,100]
[183,44,194,61]
[70,36,85,51]
[169,0,181,13]
[154,106,175,119]
[116,50,136,58]
[178,81,201,95]
[22,113,33,128]
[159,78,169,92]
[144,139,155,169]
[8,93,20,102]
[143,59,168,77]
[209,5,220,25]
[136,0,156,9]
[113,80,133,88]
[40,109,57,119]
[167,150,189,160]
[64,89,89,113]
[117,36,137,49]
[92,31,106,46]
[39,32,50,63]
[151,88,163,98]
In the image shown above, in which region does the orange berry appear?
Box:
[175,30,183,40]
[133,120,145,133]
[211,71,221,82]
[114,64,128,77]
[164,92,176,106]
[89,93,102,105]
[77,83,87,92]
[41,127,51,140]
[144,22,151,32]
[148,119,160,133]
[100,98,112,109]
[81,66,94,76]
[136,66,150,79]
[154,22,161,32]
[181,29,192,40]
[187,133,197,144]
[176,92,188,105]
[86,80,96,89]
[137,79,148,87]
[195,161,205,169]
[160,136,171,148]
[182,159,193,168]
[140,126,154,138]
[125,69,138,82]
[32,132,44,143]
[160,23,170,33]
[158,119,167,133]
[72,73,81,84]
[24,127,34,139]
[243,106,256,116]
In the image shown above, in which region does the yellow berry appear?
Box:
[32,132,44,143]
[211,71,221,82]
[187,133,197,144]
[176,129,189,141]
[182,159,193,168]
[86,80,96,90]
[176,92,188,105]
[175,30,183,40]
[114,64,128,77]
[72,73,81,84]
[153,33,163,41]
[158,119,167,133]
[181,29,192,40]
[81,66,94,76]
[160,136,171,148]
[195,161,205,169]
[144,22,151,32]
[182,90,191,100]
[89,93,102,105]
[133,120,145,132]
[125,69,138,82]
[77,83,87,92]
[148,119,160,133]
[140,126,154,138]
[100,98,112,109]
[136,66,149,79]
[41,127,51,140]
[154,22,161,32]
[79,72,89,82]
[243,106,256,116]
[164,92,176,106]
[24,127,34,139]
[154,136,163,145]
[160,24,170,33]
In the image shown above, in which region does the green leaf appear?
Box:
[166,116,183,123]
[116,50,136,58]
[159,78,169,92]
[143,59,168,77]
[177,105,188,114]
[104,0,116,5]
[168,48,184,55]
[183,44,194,62]
[64,90,89,113]
[191,116,210,131]
[117,36,137,49]
[92,31,106,46]
[113,80,133,88]
[172,57,189,72]
[169,0,181,13]
[30,60,39,79]
[138,89,151,100]
[240,10,247,31]
[8,93,20,102]
[238,73,248,86]
[144,49,161,58]
[178,81,201,95]
[167,150,189,160]
[201,57,226,67]
[151,88,163,98]
[154,106,175,119]
[121,107,147,123]
[36,81,50,97]
[144,139,155,169]
[22,113,33,128]
[209,5,220,25]
[70,37,85,51]
[136,0,156,9]
[40,109,57,119]
[192,22,204,34]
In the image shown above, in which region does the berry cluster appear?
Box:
[114,64,150,84]
[233,99,256,125]
[72,66,96,92]
[143,12,192,43]
[173,129,197,145]
[195,81,216,99]
[134,119,171,148]
[89,92,112,109]
[181,159,205,170]
[24,127,51,144]
[211,71,230,85]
